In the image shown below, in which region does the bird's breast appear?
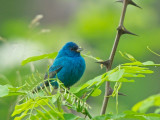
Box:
[57,56,85,87]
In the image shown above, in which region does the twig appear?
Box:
[100,0,140,115]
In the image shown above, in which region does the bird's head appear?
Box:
[58,42,83,57]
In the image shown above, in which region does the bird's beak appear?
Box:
[76,47,83,52]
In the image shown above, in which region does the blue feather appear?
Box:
[33,42,85,92]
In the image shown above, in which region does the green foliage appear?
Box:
[93,111,160,120]
[21,52,58,66]
[0,85,9,97]
[70,52,160,102]
[11,98,64,120]
[0,84,26,97]
[132,94,160,113]
[1,52,160,119]
[2,73,91,120]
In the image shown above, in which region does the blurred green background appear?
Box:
[0,0,160,119]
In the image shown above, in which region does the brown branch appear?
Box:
[100,0,139,115]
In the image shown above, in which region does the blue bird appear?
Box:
[33,42,85,92]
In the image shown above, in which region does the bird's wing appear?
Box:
[44,65,63,80]
[32,66,62,93]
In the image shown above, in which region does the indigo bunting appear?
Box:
[34,42,85,92]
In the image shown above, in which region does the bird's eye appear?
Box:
[70,48,74,51]
[70,47,77,51]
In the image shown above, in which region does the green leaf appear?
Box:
[70,86,82,93]
[35,109,48,120]
[12,98,49,117]
[70,75,102,94]
[92,115,106,120]
[31,109,62,120]
[132,94,160,113]
[119,51,137,62]
[155,108,160,114]
[91,88,101,97]
[12,99,33,117]
[123,61,160,67]
[82,53,102,61]
[120,52,160,67]
[125,53,137,62]
[52,93,60,103]
[142,61,160,66]
[122,66,153,74]
[108,69,125,82]
[0,85,26,97]
[63,113,82,120]
[142,61,155,65]
[14,109,29,120]
[122,61,142,66]
[123,73,145,78]
[0,85,9,97]
[21,52,58,65]
[93,111,160,120]
[88,75,103,87]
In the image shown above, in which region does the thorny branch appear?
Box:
[100,0,141,115]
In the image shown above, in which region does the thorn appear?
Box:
[128,0,142,9]
[108,87,113,96]
[116,0,142,9]
[96,60,110,69]
[123,28,138,36]
[117,26,138,36]
[118,92,126,96]
[109,87,126,96]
